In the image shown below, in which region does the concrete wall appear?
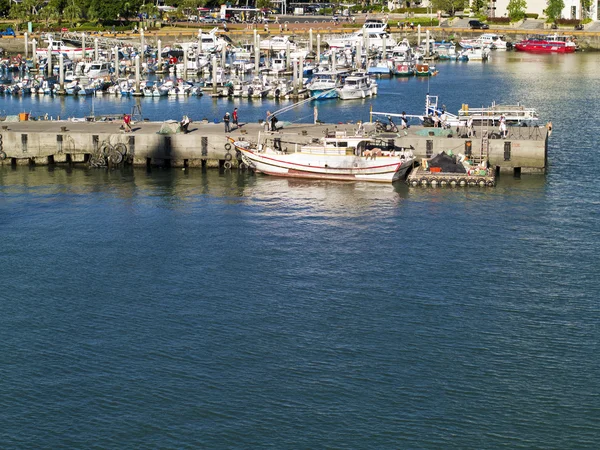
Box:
[0,122,547,175]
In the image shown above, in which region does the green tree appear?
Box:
[140,3,160,24]
[256,0,273,9]
[580,0,592,19]
[8,1,29,30]
[63,0,83,26]
[545,0,564,20]
[39,3,60,28]
[177,0,204,18]
[429,0,466,16]
[86,0,122,22]
[507,0,527,20]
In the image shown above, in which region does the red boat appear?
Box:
[515,34,577,53]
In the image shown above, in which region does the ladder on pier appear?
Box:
[472,110,491,165]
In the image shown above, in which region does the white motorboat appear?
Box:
[267,78,294,99]
[462,45,491,61]
[86,61,111,78]
[229,129,415,183]
[460,33,511,50]
[259,35,297,52]
[241,77,270,98]
[306,70,347,99]
[336,72,377,100]
[325,19,396,51]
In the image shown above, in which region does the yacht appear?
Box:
[325,19,397,51]
[336,72,377,100]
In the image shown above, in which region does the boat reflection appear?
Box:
[0,165,546,213]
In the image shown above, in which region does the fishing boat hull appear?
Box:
[231,142,413,183]
[392,62,415,77]
[514,41,576,53]
[415,63,435,76]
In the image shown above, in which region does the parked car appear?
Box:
[0,27,15,37]
[200,16,219,24]
[469,20,489,29]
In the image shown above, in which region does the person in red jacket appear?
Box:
[232,108,239,128]
[123,113,132,132]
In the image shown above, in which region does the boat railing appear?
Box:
[457,107,537,121]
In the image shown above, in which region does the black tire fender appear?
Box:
[114,143,128,155]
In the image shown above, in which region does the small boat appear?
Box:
[415,62,436,76]
[390,61,415,76]
[86,61,112,79]
[336,72,377,100]
[306,71,346,99]
[228,130,415,183]
[267,78,294,99]
[462,45,491,61]
[367,60,391,76]
[514,34,577,53]
[460,33,511,50]
[242,77,270,99]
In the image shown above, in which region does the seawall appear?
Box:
[0,119,548,175]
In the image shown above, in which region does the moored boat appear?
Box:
[336,72,377,100]
[514,34,577,53]
[228,130,414,183]
[415,62,436,76]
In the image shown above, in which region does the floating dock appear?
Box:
[0,119,548,176]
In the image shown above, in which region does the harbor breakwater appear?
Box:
[0,120,548,175]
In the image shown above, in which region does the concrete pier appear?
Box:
[0,120,549,175]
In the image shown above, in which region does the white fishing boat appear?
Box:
[229,130,415,183]
[336,72,377,100]
[36,35,94,59]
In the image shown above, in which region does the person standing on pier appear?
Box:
[440,110,448,129]
[123,113,132,132]
[232,108,239,128]
[499,114,507,138]
[467,117,474,137]
[400,112,408,129]
[265,111,271,131]
[313,105,318,124]
[224,112,231,132]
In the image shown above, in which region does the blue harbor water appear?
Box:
[1,52,599,448]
